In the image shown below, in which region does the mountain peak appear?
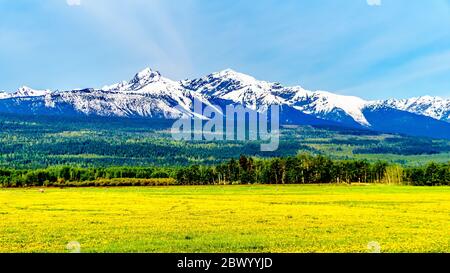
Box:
[214,68,256,83]
[220,68,239,74]
[415,95,446,103]
[418,95,435,100]
[15,86,50,97]
[17,86,33,92]
[102,68,164,92]
[132,67,161,83]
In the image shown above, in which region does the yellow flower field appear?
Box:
[0,185,448,253]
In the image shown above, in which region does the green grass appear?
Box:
[0,185,449,253]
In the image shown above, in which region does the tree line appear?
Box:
[176,154,448,186]
[0,154,448,187]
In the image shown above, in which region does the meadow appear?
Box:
[0,184,448,253]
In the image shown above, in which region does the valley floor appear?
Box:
[0,185,448,253]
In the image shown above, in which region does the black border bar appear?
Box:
[0,253,447,272]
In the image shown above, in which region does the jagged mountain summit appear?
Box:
[183,69,287,111]
[0,67,449,139]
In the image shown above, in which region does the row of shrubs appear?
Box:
[7,178,176,188]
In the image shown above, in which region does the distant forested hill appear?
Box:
[0,114,449,169]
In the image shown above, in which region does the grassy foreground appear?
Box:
[0,185,448,253]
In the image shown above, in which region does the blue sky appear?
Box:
[1,0,450,99]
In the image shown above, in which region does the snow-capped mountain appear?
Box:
[373,96,450,123]
[0,86,50,99]
[183,69,370,126]
[0,67,449,139]
[0,69,215,120]
[182,69,450,126]
[14,86,51,97]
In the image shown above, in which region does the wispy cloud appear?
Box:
[80,0,192,78]
[367,0,381,6]
[66,0,81,6]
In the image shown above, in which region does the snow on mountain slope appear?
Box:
[0,86,50,100]
[0,91,10,99]
[373,96,450,123]
[182,69,286,111]
[53,89,193,118]
[14,86,51,97]
[274,88,370,126]
[102,68,163,92]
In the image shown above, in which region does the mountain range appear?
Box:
[0,67,449,139]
